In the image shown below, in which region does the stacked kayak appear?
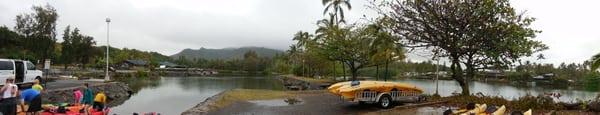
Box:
[327,81,423,100]
[452,104,531,115]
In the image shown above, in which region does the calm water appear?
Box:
[395,79,599,102]
[108,76,599,114]
[110,76,284,115]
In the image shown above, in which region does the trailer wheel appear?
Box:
[379,94,392,109]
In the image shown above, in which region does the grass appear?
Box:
[285,75,334,83]
[212,89,295,109]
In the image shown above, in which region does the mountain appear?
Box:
[170,47,284,60]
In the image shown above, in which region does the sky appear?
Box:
[1,0,599,65]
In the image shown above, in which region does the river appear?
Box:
[108,76,599,114]
[110,76,284,115]
[395,79,599,102]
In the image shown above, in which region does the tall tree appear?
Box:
[322,0,352,23]
[14,4,59,61]
[380,0,547,95]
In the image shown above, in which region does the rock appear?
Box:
[181,90,228,115]
[42,82,132,107]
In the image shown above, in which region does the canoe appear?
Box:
[327,81,351,94]
[523,109,532,115]
[328,81,383,95]
[492,105,505,115]
[335,81,423,100]
[460,104,486,115]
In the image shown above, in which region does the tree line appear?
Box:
[0,4,170,69]
[276,0,549,96]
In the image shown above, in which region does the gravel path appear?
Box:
[208,91,383,115]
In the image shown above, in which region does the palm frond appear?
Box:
[592,53,600,71]
[343,0,352,10]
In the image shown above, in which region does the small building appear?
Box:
[481,69,506,79]
[533,73,555,80]
[119,60,147,70]
[159,61,185,68]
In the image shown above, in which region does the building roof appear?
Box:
[124,60,147,66]
[159,61,179,67]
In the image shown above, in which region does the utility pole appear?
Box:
[435,59,439,95]
[105,18,111,81]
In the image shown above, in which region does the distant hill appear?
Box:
[170,47,284,60]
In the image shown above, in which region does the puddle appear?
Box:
[249,98,303,107]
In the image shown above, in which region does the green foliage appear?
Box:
[584,72,600,91]
[14,4,59,60]
[171,47,283,60]
[592,53,600,71]
[135,69,148,78]
[60,26,97,69]
[378,0,547,95]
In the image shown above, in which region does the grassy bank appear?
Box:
[283,75,334,83]
[213,89,295,109]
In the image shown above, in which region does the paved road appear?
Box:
[208,91,384,115]
[43,79,104,90]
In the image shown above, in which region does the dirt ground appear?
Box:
[208,91,384,115]
[207,90,600,115]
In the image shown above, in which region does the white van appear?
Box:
[0,59,43,86]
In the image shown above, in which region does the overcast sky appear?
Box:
[1,0,600,65]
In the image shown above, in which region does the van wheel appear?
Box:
[379,95,392,109]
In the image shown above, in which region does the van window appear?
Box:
[27,62,36,70]
[0,61,13,70]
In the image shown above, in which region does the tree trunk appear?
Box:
[333,62,337,81]
[385,58,390,81]
[351,67,358,81]
[342,61,346,81]
[450,57,469,95]
[375,65,379,81]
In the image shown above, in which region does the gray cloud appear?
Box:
[1,0,599,66]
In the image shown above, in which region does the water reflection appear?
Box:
[110,76,283,115]
[395,79,599,102]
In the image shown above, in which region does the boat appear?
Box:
[523,109,532,115]
[492,105,505,115]
[37,104,109,115]
[327,81,424,108]
[336,81,423,100]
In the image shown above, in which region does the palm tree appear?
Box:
[368,23,405,81]
[292,31,314,77]
[322,0,352,24]
[592,53,600,71]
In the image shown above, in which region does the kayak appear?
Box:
[334,81,423,100]
[523,109,532,115]
[39,104,109,115]
[460,104,486,115]
[492,105,505,115]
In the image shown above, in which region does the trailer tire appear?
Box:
[379,94,392,109]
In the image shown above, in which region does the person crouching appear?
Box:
[93,90,106,111]
[20,88,42,115]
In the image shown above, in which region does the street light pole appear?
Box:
[435,59,439,95]
[105,18,111,81]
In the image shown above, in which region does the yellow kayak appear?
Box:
[492,105,505,115]
[335,81,423,100]
[460,104,486,115]
[523,109,532,115]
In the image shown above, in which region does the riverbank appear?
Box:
[43,80,132,107]
[279,75,334,90]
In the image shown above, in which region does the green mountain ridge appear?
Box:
[170,46,284,60]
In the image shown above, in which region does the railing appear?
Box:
[356,91,378,102]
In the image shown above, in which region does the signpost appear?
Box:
[44,59,51,87]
